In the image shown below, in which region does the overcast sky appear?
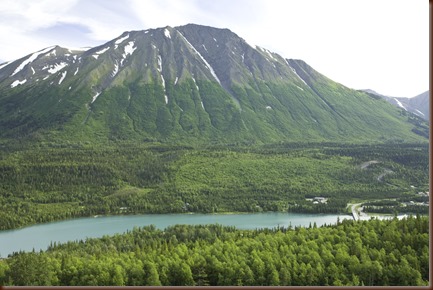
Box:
[0,0,428,97]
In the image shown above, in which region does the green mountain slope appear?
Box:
[0,24,428,144]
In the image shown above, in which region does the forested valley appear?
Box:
[0,141,429,286]
[0,215,429,286]
[0,142,429,230]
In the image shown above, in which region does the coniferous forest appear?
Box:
[0,142,429,230]
[0,142,429,286]
[0,216,429,286]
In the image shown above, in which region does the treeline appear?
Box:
[362,198,429,215]
[364,205,429,215]
[0,215,429,286]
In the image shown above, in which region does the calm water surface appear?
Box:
[0,212,351,257]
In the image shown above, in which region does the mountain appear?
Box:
[362,89,430,121]
[0,24,428,144]
[408,91,430,120]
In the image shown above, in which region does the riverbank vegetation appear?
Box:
[0,215,428,286]
[363,197,429,215]
[0,142,429,230]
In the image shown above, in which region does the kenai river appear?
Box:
[0,212,352,257]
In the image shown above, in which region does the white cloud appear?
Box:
[63,0,143,40]
[0,0,80,59]
[0,0,78,32]
[0,0,141,60]
[129,0,206,29]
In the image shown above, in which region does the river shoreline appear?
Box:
[0,212,352,257]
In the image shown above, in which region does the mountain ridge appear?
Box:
[0,24,428,145]
[361,89,429,121]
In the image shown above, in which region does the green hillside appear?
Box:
[0,25,428,145]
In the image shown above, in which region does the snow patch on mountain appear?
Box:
[155,54,168,104]
[66,47,89,52]
[91,92,101,103]
[192,77,199,91]
[123,42,136,58]
[286,60,308,87]
[160,74,166,89]
[0,61,11,70]
[394,98,407,111]
[74,67,79,76]
[95,47,110,55]
[48,62,68,74]
[119,42,136,66]
[178,32,221,85]
[31,67,35,75]
[11,79,27,88]
[174,76,178,85]
[157,55,162,72]
[164,28,171,39]
[114,34,129,49]
[11,46,55,76]
[58,71,67,84]
[161,75,168,103]
[259,46,276,61]
[415,109,425,116]
[112,61,119,77]
[291,68,308,86]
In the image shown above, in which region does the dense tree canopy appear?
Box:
[0,142,428,230]
[0,215,429,286]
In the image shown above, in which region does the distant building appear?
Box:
[314,197,328,204]
[305,197,328,204]
[418,192,429,197]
